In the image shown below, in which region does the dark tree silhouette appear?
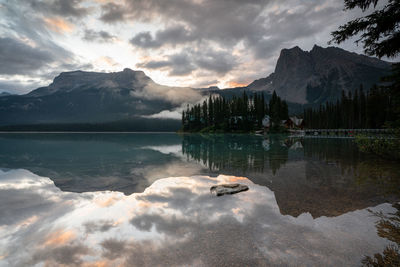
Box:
[181,92,289,133]
[303,85,394,129]
[331,0,400,129]
[330,0,400,58]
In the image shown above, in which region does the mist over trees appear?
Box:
[182,91,288,132]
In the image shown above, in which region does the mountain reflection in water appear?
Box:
[0,133,398,219]
[0,169,394,267]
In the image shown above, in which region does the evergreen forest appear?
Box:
[303,85,396,129]
[181,91,288,132]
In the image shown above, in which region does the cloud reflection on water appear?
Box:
[0,169,394,267]
[0,133,399,220]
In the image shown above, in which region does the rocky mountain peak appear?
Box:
[275,46,312,73]
[123,68,134,72]
[28,69,153,97]
[0,45,392,127]
[311,44,323,51]
[251,45,391,104]
[272,46,314,103]
[118,68,151,83]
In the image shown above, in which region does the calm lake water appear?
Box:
[0,133,399,266]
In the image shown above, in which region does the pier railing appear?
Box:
[290,128,396,138]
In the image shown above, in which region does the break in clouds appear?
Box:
[0,0,372,94]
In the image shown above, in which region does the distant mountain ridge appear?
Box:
[27,68,152,97]
[0,92,12,97]
[0,45,391,128]
[0,68,192,126]
[246,45,391,104]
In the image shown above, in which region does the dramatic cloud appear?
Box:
[43,17,74,33]
[125,0,368,87]
[130,25,195,48]
[0,37,55,75]
[100,239,128,259]
[137,48,237,76]
[0,1,93,93]
[138,53,195,76]
[30,244,90,266]
[99,3,127,23]
[1,0,394,94]
[124,0,275,53]
[195,49,237,74]
[84,220,117,233]
[83,29,117,42]
[28,0,90,18]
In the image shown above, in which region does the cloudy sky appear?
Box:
[0,0,387,94]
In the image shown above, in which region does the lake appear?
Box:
[0,133,399,266]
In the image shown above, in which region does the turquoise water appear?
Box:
[0,133,398,266]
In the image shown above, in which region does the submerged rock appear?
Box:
[210,184,249,197]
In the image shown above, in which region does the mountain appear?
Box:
[0,68,197,127]
[0,92,12,97]
[247,45,391,104]
[0,45,391,128]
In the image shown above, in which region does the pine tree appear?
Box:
[208,95,213,127]
[330,0,400,59]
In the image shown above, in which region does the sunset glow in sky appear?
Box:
[0,0,387,94]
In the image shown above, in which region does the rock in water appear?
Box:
[210,184,249,197]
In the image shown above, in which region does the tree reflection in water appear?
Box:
[0,133,398,220]
[181,134,400,220]
[181,134,291,175]
[181,134,375,176]
[0,133,399,265]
